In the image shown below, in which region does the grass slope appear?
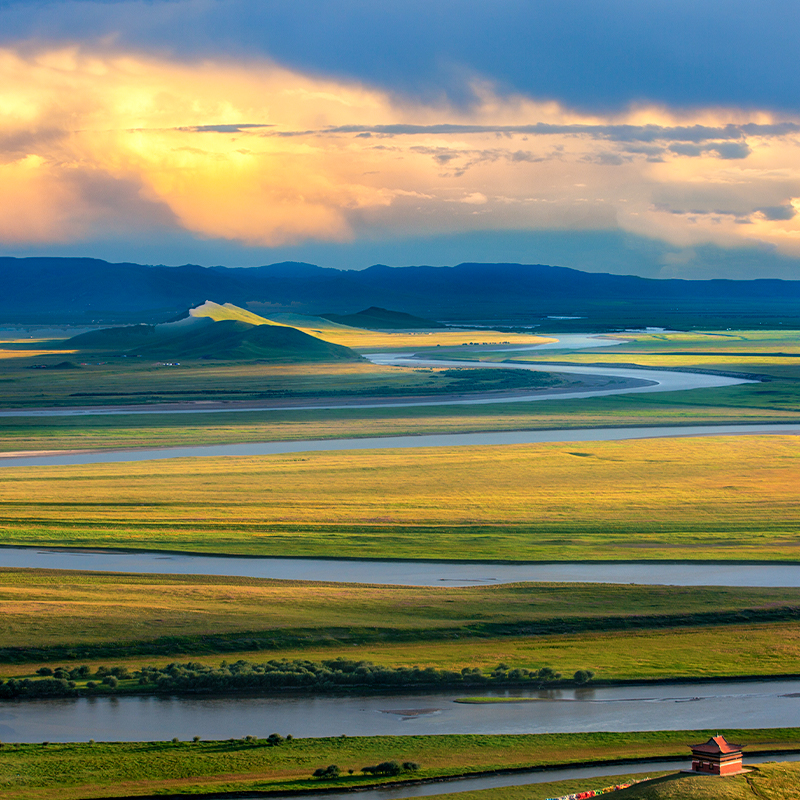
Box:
[1,731,799,800]
[187,300,283,326]
[613,763,800,799]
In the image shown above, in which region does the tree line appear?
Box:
[0,658,595,699]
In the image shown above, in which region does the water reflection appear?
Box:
[3,679,800,743]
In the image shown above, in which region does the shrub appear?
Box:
[36,667,53,676]
[313,765,340,779]
[101,675,119,689]
[70,666,91,679]
[402,761,420,772]
[362,761,402,776]
[573,669,596,684]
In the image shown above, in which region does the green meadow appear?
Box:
[1,730,799,800]
[3,569,800,683]
[1,435,798,561]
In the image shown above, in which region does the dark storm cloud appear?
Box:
[757,205,797,221]
[1,0,800,113]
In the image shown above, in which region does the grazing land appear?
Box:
[1,730,799,800]
[1,435,798,561]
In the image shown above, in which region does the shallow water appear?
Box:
[3,679,800,743]
[4,546,800,587]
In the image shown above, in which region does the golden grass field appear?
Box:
[1,434,798,560]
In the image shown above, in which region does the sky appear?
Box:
[1,0,800,278]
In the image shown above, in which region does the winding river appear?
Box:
[0,335,754,418]
[1,423,798,468]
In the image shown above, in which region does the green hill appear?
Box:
[321,306,445,329]
[61,323,160,350]
[133,319,361,361]
[612,761,799,799]
[61,318,362,362]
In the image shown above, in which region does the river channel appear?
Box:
[3,680,800,743]
[4,546,800,587]
[0,335,753,419]
[1,422,798,468]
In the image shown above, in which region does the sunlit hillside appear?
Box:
[188,301,286,327]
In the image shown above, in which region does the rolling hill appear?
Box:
[61,315,362,363]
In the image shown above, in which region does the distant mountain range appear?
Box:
[2,256,800,329]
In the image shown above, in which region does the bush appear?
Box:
[402,761,420,772]
[101,675,119,689]
[71,666,91,679]
[267,733,284,746]
[313,765,340,779]
[573,669,596,684]
[362,761,402,776]
[36,667,53,676]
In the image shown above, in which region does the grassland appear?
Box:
[0,354,577,410]
[1,435,798,561]
[0,329,799,454]
[2,384,799,454]
[4,568,800,665]
[1,730,799,800]
[3,570,800,682]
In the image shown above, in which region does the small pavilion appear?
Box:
[688,735,746,776]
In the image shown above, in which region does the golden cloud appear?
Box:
[1,46,800,253]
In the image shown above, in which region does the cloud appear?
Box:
[2,0,800,117]
[1,43,800,262]
[756,205,797,221]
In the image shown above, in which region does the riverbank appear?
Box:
[1,731,799,800]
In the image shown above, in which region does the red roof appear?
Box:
[690,735,744,755]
